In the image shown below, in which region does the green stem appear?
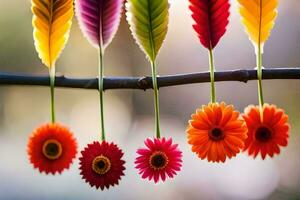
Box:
[98,47,105,141]
[256,45,264,109]
[151,61,161,139]
[49,66,56,123]
[208,49,216,103]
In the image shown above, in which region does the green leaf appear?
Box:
[126,0,169,62]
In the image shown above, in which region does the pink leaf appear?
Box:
[75,0,123,49]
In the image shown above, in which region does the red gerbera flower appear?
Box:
[187,102,248,163]
[27,123,77,175]
[135,137,182,183]
[79,141,125,190]
[243,104,290,159]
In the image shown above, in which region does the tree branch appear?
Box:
[0,68,299,90]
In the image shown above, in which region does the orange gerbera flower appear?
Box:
[243,104,289,159]
[187,102,248,163]
[27,123,77,174]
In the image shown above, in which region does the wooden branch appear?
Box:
[0,68,299,90]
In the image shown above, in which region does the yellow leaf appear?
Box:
[238,0,278,47]
[32,0,74,68]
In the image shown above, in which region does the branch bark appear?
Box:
[0,68,299,90]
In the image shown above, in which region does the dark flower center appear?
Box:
[97,160,105,169]
[209,128,224,141]
[42,139,62,160]
[149,151,169,170]
[255,126,272,142]
[92,155,111,175]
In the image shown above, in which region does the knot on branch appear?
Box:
[137,77,152,90]
[235,69,250,83]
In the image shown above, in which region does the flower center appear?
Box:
[42,139,63,160]
[149,151,169,170]
[255,126,272,142]
[92,155,111,175]
[209,128,224,141]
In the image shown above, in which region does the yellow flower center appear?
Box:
[149,151,169,170]
[92,155,111,175]
[42,139,63,160]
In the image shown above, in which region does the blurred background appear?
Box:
[0,0,300,199]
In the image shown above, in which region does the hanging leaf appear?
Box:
[189,0,230,50]
[32,0,74,68]
[238,0,278,47]
[126,0,169,62]
[75,0,124,49]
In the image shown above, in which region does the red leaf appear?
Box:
[190,0,230,50]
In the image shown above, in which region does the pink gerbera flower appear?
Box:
[135,137,182,183]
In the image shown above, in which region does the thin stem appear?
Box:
[256,44,264,109]
[49,66,56,123]
[208,49,216,103]
[98,47,105,141]
[151,61,161,139]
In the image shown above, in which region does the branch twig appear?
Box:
[0,68,299,90]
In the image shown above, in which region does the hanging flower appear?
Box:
[79,141,125,190]
[243,104,289,159]
[187,102,248,163]
[27,123,77,174]
[135,137,182,183]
